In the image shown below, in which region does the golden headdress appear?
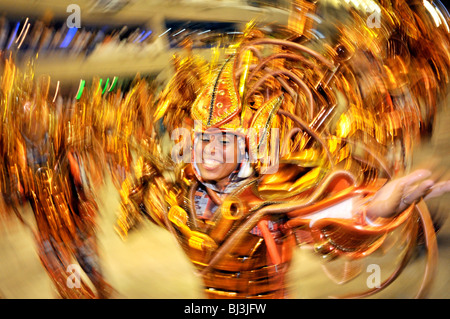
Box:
[190,55,284,153]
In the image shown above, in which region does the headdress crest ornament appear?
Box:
[191,55,284,141]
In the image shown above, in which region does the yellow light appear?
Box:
[336,113,352,138]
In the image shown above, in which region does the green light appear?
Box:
[102,78,110,94]
[76,79,85,100]
[96,78,103,94]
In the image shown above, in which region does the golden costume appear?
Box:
[1,0,447,300]
[116,0,450,298]
[0,58,111,298]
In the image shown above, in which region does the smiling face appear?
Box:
[194,129,242,190]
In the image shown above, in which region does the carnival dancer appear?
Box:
[116,0,450,298]
[0,59,112,298]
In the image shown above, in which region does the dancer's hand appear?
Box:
[366,169,450,219]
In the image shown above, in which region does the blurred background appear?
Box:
[0,0,448,299]
[0,0,291,95]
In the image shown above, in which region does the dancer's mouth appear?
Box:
[201,158,222,170]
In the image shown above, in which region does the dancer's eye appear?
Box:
[218,134,233,145]
[200,134,211,143]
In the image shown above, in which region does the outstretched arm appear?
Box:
[366,169,450,220]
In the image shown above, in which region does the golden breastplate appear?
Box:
[167,203,295,299]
